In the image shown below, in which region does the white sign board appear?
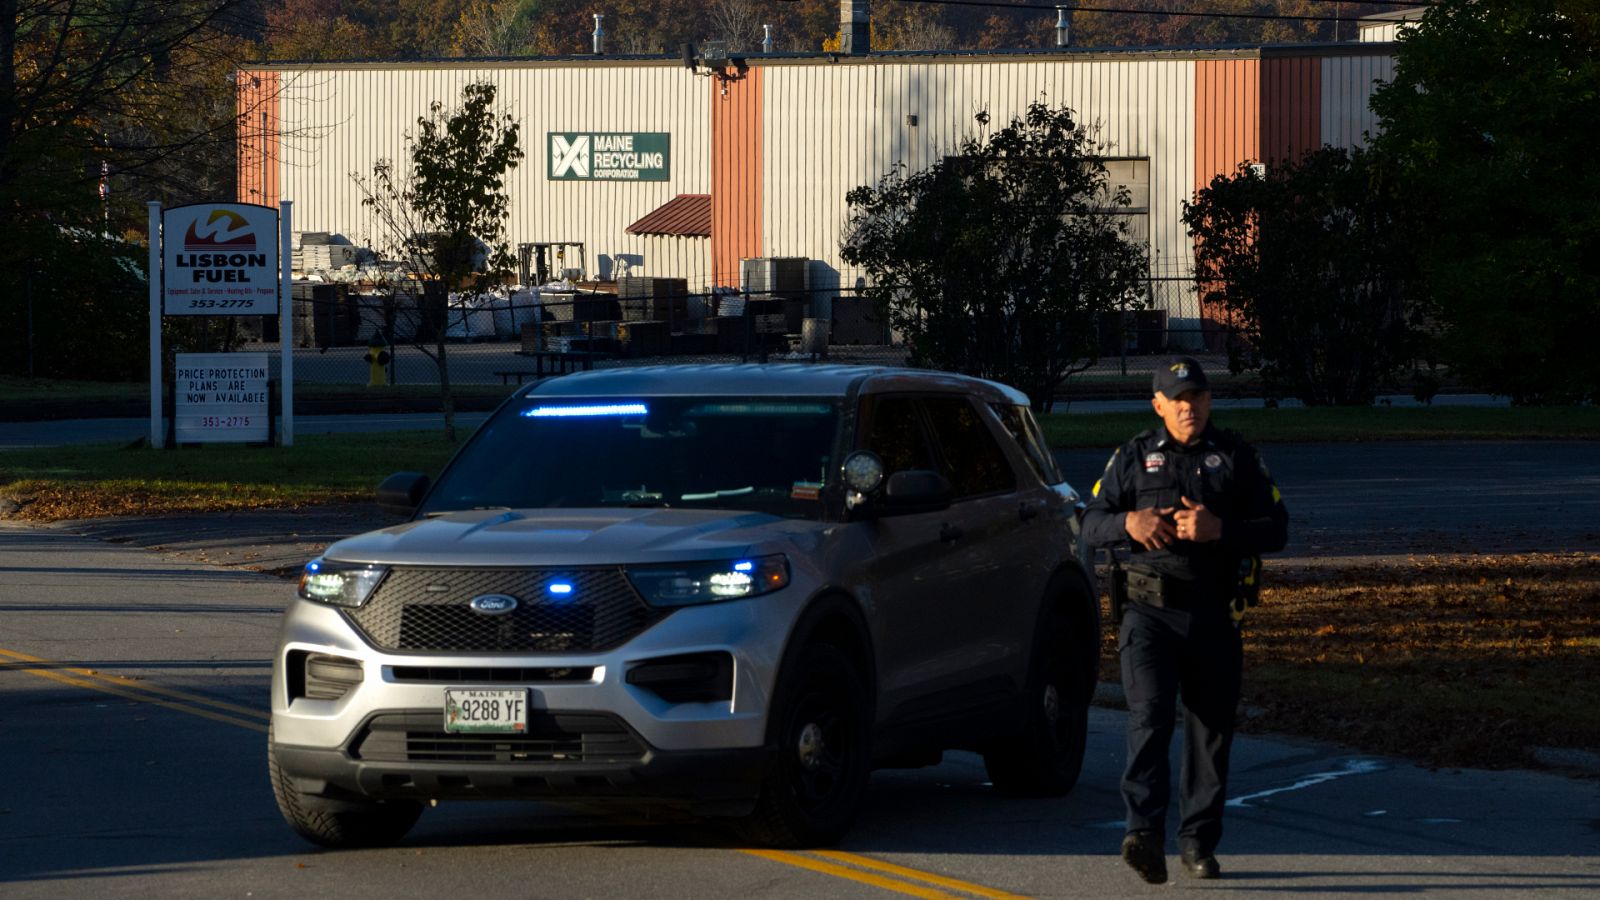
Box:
[174,353,271,443]
[162,203,280,315]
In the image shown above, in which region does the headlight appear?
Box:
[625,555,790,608]
[297,558,388,608]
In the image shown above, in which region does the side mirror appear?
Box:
[376,471,430,517]
[881,469,953,515]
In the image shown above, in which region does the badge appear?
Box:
[1204,453,1223,470]
[1143,452,1166,472]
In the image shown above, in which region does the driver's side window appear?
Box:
[857,395,936,474]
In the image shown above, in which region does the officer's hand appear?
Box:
[1174,496,1222,542]
[1125,507,1177,550]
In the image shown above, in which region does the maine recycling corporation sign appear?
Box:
[548,132,670,181]
[162,203,280,315]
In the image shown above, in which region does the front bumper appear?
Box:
[272,717,773,816]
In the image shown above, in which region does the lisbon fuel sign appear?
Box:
[162,203,281,315]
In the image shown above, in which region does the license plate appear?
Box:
[444,689,528,734]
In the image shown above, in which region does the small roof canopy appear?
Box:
[625,194,711,238]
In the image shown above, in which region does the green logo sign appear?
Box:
[548,132,670,181]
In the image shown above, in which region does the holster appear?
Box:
[1108,560,1127,625]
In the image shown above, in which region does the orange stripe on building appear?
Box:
[1194,58,1259,194]
[711,66,763,289]
[236,70,281,207]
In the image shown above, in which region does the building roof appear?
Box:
[626,194,711,238]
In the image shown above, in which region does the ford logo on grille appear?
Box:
[468,594,519,615]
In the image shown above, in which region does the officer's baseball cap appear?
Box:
[1152,356,1210,399]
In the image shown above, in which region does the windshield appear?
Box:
[421,396,842,519]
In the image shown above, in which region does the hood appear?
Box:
[320,507,826,568]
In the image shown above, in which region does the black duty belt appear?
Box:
[1125,568,1225,610]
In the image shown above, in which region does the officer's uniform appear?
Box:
[1082,411,1287,862]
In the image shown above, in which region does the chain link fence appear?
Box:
[223,276,1227,392]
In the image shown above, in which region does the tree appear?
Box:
[1370,0,1600,404]
[1,0,266,379]
[1184,147,1420,406]
[841,102,1149,412]
[353,81,523,441]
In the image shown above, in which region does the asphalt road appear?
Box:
[2,524,1599,898]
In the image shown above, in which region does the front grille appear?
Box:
[352,711,647,764]
[346,568,667,653]
[389,666,594,683]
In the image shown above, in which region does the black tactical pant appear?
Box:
[1119,600,1243,855]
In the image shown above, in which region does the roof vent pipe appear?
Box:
[763,24,774,54]
[1056,7,1070,48]
[841,0,869,54]
[592,14,605,55]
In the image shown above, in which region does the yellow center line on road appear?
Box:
[0,647,269,732]
[742,849,961,899]
[815,850,1032,900]
[3,649,1021,898]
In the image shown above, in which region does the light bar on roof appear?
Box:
[523,403,648,418]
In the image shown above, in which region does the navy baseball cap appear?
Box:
[1152,357,1210,399]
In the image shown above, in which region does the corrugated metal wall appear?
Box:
[759,57,1200,292]
[244,50,1394,295]
[1195,59,1260,191]
[258,62,711,286]
[1260,57,1322,165]
[1321,54,1396,149]
[236,71,281,208]
[711,67,763,289]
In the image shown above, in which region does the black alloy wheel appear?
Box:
[736,642,871,847]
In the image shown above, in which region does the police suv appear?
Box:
[268,365,1098,848]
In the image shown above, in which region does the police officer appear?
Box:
[1081,357,1287,883]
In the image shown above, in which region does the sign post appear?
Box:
[280,201,294,446]
[148,202,163,449]
[149,201,287,447]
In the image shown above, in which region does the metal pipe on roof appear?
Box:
[763,25,774,55]
[1057,7,1070,48]
[592,14,605,55]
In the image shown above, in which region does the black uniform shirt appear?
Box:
[1081,423,1288,586]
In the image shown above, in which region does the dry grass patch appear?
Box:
[1097,552,1600,771]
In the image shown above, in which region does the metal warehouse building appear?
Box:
[235,40,1395,337]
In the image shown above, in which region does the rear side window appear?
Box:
[993,403,1064,485]
[921,397,1016,498]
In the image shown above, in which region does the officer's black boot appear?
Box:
[1121,830,1168,884]
[1180,847,1221,879]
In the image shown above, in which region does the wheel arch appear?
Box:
[764,589,877,744]
[1036,562,1101,705]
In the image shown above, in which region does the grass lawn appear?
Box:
[0,432,461,520]
[1095,553,1600,770]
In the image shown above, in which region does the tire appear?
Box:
[982,600,1094,797]
[268,727,423,849]
[735,642,872,848]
